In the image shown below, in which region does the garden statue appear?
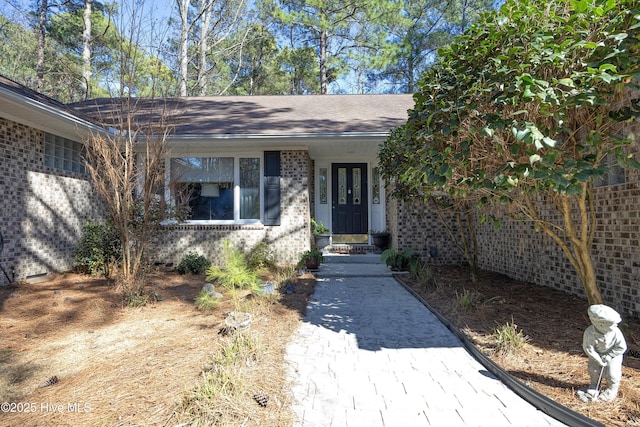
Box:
[577,304,627,402]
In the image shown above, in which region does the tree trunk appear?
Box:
[36,0,48,92]
[319,29,328,94]
[82,0,93,99]
[406,29,415,93]
[522,188,604,305]
[579,243,602,305]
[177,0,190,96]
[433,197,479,282]
[197,1,212,96]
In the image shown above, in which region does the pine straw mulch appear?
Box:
[0,270,316,427]
[397,265,640,427]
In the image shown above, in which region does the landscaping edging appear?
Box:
[395,276,605,427]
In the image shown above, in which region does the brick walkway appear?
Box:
[285,260,567,427]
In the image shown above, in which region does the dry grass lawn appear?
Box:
[0,270,315,427]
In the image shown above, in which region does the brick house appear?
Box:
[1,74,638,318]
[0,75,417,278]
[0,76,104,283]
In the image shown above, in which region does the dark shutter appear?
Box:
[264,151,281,225]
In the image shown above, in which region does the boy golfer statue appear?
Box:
[578,304,627,402]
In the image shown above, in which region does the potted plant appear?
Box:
[311,218,330,249]
[298,249,324,270]
[370,230,391,252]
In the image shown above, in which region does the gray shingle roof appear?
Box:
[70,94,414,136]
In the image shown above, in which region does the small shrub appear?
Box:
[176,252,211,275]
[74,221,120,277]
[195,289,219,312]
[493,322,529,356]
[122,291,149,308]
[246,242,276,270]
[381,247,417,271]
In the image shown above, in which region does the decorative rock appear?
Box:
[225,311,252,331]
[259,282,275,295]
[202,283,223,299]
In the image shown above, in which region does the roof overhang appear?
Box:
[166,131,389,160]
[0,85,104,141]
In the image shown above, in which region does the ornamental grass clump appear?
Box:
[455,288,482,311]
[205,241,260,293]
[194,289,220,312]
[493,321,529,356]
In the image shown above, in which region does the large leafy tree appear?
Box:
[0,14,39,83]
[224,24,319,94]
[380,0,640,304]
[47,0,119,99]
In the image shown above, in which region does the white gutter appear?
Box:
[0,85,106,140]
[168,131,391,140]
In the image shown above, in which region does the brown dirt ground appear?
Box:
[0,270,316,427]
[398,265,640,427]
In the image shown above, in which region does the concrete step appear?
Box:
[322,252,382,264]
[314,262,397,278]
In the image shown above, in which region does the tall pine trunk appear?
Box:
[36,0,48,91]
[82,0,93,99]
[319,29,328,94]
[177,0,190,96]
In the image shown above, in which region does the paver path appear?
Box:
[285,263,567,427]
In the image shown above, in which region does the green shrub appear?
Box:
[73,221,120,277]
[246,242,276,270]
[381,247,417,271]
[176,252,211,275]
[310,218,329,235]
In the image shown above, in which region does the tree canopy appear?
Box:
[380,0,640,304]
[0,0,496,99]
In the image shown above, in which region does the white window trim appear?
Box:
[166,152,264,225]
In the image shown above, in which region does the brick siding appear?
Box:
[151,150,312,266]
[386,189,468,265]
[0,118,102,284]
[395,143,640,318]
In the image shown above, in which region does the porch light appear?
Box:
[201,183,220,197]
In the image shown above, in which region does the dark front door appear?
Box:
[332,163,368,234]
